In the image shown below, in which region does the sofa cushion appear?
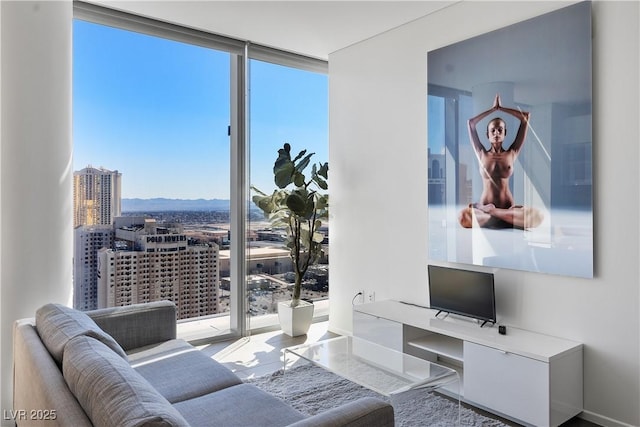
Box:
[129,339,243,403]
[173,383,306,427]
[63,335,190,427]
[36,303,127,363]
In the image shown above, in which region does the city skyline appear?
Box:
[73,19,328,201]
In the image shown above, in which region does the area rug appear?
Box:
[246,364,508,426]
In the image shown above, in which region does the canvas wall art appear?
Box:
[427,2,593,278]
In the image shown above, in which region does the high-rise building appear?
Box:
[97,217,219,320]
[73,166,122,311]
[74,225,114,311]
[73,166,122,228]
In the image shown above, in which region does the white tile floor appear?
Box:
[197,321,337,380]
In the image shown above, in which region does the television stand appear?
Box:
[433,310,494,328]
[352,300,583,427]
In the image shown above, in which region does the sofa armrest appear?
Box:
[287,397,393,427]
[13,319,93,427]
[87,301,177,351]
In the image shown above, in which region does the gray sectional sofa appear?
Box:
[13,301,394,427]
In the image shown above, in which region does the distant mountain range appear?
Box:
[122,198,231,212]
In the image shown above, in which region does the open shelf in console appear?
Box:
[402,326,465,397]
[406,332,464,362]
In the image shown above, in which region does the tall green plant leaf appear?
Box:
[286,193,307,216]
[295,153,314,175]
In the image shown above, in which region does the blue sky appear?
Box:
[73,19,328,200]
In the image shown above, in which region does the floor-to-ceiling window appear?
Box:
[247,58,329,329]
[72,3,328,340]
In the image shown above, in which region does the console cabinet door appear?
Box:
[464,341,550,426]
[352,311,402,351]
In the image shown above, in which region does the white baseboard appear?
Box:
[579,410,636,427]
[327,325,351,337]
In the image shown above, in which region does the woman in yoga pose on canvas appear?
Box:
[458,94,543,229]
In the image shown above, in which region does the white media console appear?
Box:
[352,300,583,427]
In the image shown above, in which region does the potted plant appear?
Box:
[251,143,328,336]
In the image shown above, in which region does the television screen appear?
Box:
[428,265,496,326]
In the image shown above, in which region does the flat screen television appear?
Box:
[428,264,496,327]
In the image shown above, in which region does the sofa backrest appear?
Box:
[88,301,177,351]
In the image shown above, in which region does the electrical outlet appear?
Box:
[357,289,365,304]
[367,291,376,302]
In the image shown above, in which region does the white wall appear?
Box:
[0,1,73,421]
[328,1,640,426]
